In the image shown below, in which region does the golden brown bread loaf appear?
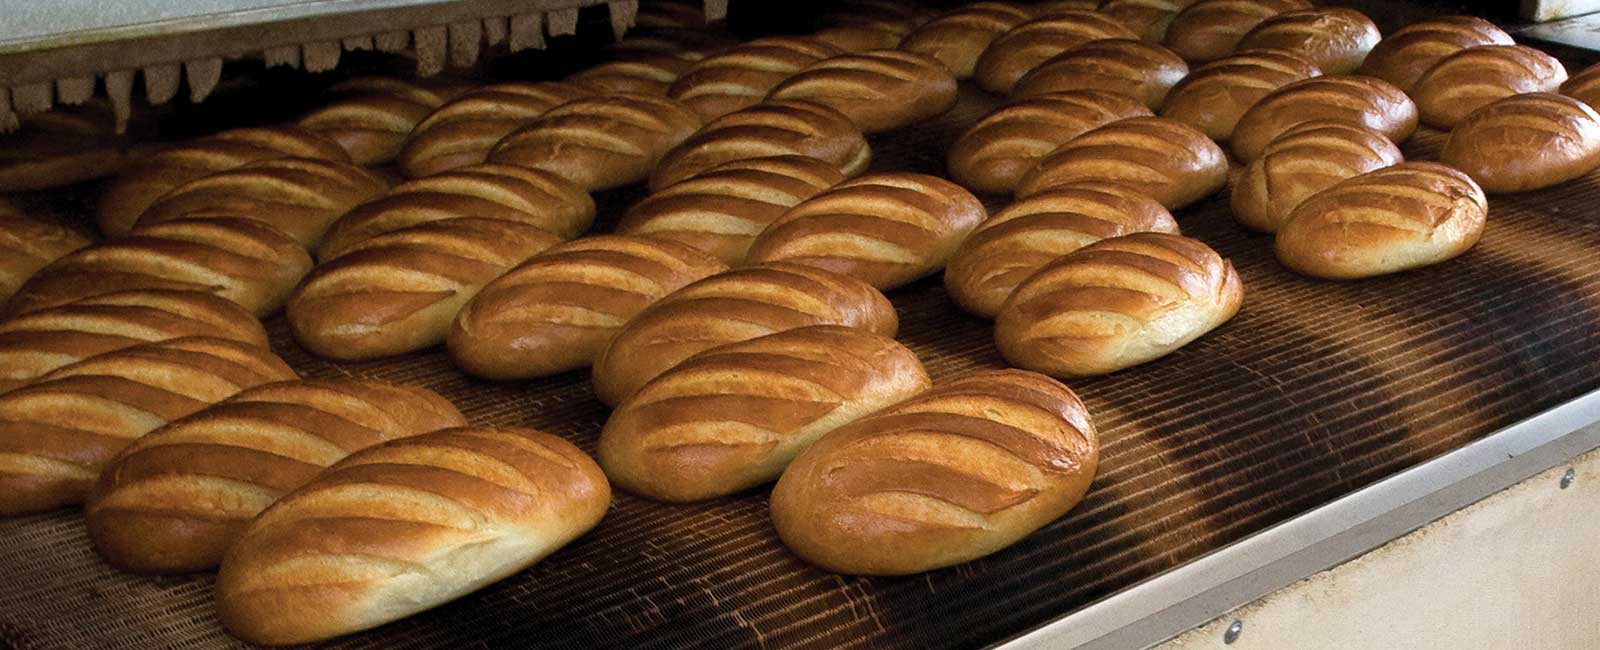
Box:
[1441,93,1600,194]
[616,156,846,264]
[769,368,1099,575]
[600,325,929,502]
[0,101,135,193]
[974,9,1139,94]
[6,217,312,318]
[486,93,703,191]
[591,262,898,406]
[1275,162,1487,279]
[0,290,268,395]
[744,172,987,290]
[1157,48,1321,141]
[945,181,1180,318]
[215,426,609,646]
[1234,8,1379,75]
[1162,0,1309,63]
[813,0,929,52]
[86,379,466,574]
[1016,116,1227,209]
[1560,61,1600,110]
[448,235,727,380]
[1099,0,1200,43]
[0,212,90,304]
[651,100,870,191]
[0,336,295,516]
[317,164,594,262]
[766,49,959,133]
[995,232,1242,376]
[297,77,472,166]
[1412,45,1568,129]
[288,218,563,361]
[667,37,845,120]
[97,125,350,237]
[396,81,593,179]
[1231,120,1403,233]
[567,52,697,96]
[1231,74,1417,163]
[133,157,388,248]
[1358,16,1513,95]
[947,89,1152,194]
[898,2,1037,79]
[1010,38,1190,109]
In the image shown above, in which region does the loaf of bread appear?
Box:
[0,100,135,193]
[133,157,388,248]
[0,211,89,304]
[567,52,697,96]
[1100,0,1200,42]
[0,290,268,394]
[1561,61,1600,110]
[448,235,727,380]
[591,262,897,406]
[1442,93,1600,194]
[1232,120,1403,233]
[600,325,928,502]
[1162,0,1308,63]
[1231,74,1417,163]
[667,37,844,120]
[996,232,1241,376]
[651,100,870,191]
[766,49,959,133]
[486,93,703,191]
[1234,8,1378,75]
[1016,116,1227,209]
[898,2,1036,79]
[297,77,472,165]
[744,172,986,290]
[289,218,563,361]
[86,379,466,574]
[6,217,312,318]
[1276,162,1487,279]
[1010,38,1189,109]
[945,181,1179,318]
[1358,16,1513,94]
[1158,48,1321,141]
[813,0,929,51]
[98,126,350,237]
[396,81,593,179]
[317,164,594,261]
[770,368,1099,575]
[1412,45,1567,129]
[948,89,1152,194]
[0,336,295,516]
[216,426,609,646]
[617,156,846,264]
[974,9,1139,94]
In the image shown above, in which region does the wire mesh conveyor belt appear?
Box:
[2,82,1600,649]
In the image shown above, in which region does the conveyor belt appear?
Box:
[3,78,1600,650]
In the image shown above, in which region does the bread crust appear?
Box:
[1231,120,1403,233]
[298,77,472,165]
[1158,48,1321,141]
[948,89,1152,194]
[1162,0,1309,63]
[652,100,870,191]
[1413,45,1567,129]
[448,235,727,380]
[134,157,387,249]
[767,49,958,133]
[1230,74,1417,163]
[1275,162,1487,279]
[1235,8,1379,75]
[487,93,703,191]
[770,368,1099,575]
[667,37,844,120]
[0,337,295,516]
[86,378,465,574]
[600,325,930,502]
[396,82,593,179]
[995,232,1242,376]
[898,2,1037,79]
[1016,116,1227,209]
[974,9,1139,94]
[1358,16,1513,94]
[1441,93,1600,194]
[0,213,90,304]
[1011,38,1189,109]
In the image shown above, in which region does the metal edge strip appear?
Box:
[995,387,1600,650]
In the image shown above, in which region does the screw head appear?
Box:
[1560,468,1575,490]
[1224,619,1244,644]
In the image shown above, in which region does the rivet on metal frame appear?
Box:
[1560,467,1575,490]
[1224,619,1244,644]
